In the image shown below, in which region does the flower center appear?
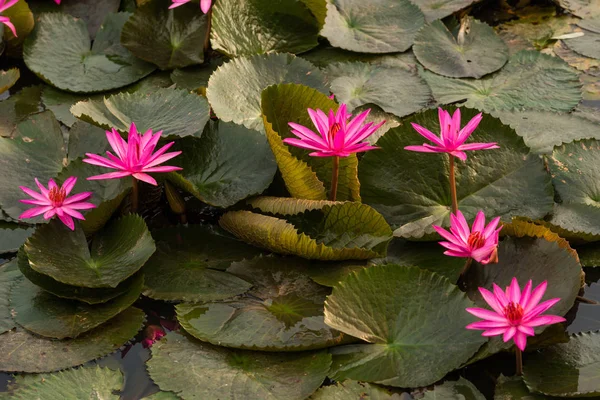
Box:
[503,302,524,324]
[328,123,342,141]
[48,187,67,206]
[467,231,486,249]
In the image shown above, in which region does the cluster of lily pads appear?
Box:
[1,0,600,398]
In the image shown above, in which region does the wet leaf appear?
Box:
[0,69,19,94]
[411,0,479,22]
[422,377,485,400]
[309,380,399,399]
[0,259,22,334]
[0,223,34,254]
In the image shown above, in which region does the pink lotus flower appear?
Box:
[54,0,60,4]
[83,123,182,186]
[405,108,499,161]
[142,325,167,348]
[466,278,566,351]
[433,210,502,265]
[283,104,385,157]
[19,177,96,230]
[169,0,212,13]
[0,0,18,37]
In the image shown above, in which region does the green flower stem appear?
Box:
[131,177,139,214]
[516,348,523,376]
[449,154,458,214]
[330,156,340,201]
[204,9,212,54]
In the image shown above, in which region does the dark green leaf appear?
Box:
[66,122,111,162]
[411,0,479,22]
[422,377,485,400]
[0,259,23,334]
[0,68,19,94]
[309,380,399,399]
[0,86,43,138]
[494,375,549,400]
[0,223,34,254]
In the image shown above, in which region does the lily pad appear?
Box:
[309,380,399,399]
[0,68,19,94]
[301,44,419,69]
[0,259,22,334]
[167,120,277,208]
[523,332,600,397]
[11,275,143,339]
[219,197,392,260]
[557,0,600,18]
[326,62,432,117]
[147,331,331,400]
[411,0,479,22]
[207,53,327,131]
[176,255,346,351]
[10,366,123,400]
[0,111,66,221]
[413,19,508,78]
[494,375,549,400]
[325,265,485,387]
[0,85,43,138]
[321,0,425,53]
[66,122,111,162]
[41,87,94,128]
[544,203,600,243]
[358,107,554,238]
[422,377,485,400]
[0,307,144,373]
[306,261,367,287]
[0,223,34,254]
[121,0,207,70]
[71,87,210,138]
[25,215,155,288]
[170,58,224,91]
[261,83,360,201]
[143,225,260,302]
[23,13,156,93]
[565,28,600,60]
[420,50,582,112]
[211,0,320,57]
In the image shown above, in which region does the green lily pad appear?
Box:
[220,197,392,260]
[0,307,144,373]
[326,62,431,117]
[523,332,600,397]
[301,44,419,69]
[25,215,155,288]
[0,85,43,138]
[565,26,600,60]
[305,261,367,287]
[0,259,22,334]
[358,107,553,238]
[0,111,66,221]
[557,0,600,18]
[143,392,181,400]
[71,87,210,138]
[413,19,508,78]
[492,110,600,154]
[0,223,34,254]
[300,0,327,27]
[143,225,261,302]
[167,120,277,208]
[207,53,327,132]
[18,249,140,305]
[261,83,360,201]
[10,366,123,400]
[147,331,331,400]
[544,203,600,243]
[494,375,549,400]
[321,0,425,53]
[170,58,224,91]
[309,380,399,399]
[41,87,93,128]
[1,0,34,57]
[121,0,207,70]
[66,122,111,162]
[411,0,479,22]
[420,50,582,112]
[11,275,143,339]
[177,255,346,351]
[422,377,485,400]
[325,265,485,387]
[23,13,156,93]
[0,68,19,94]
[211,0,319,57]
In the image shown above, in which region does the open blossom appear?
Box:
[19,177,96,230]
[466,278,566,351]
[433,210,501,265]
[405,108,499,160]
[170,0,212,13]
[83,123,182,186]
[0,0,18,37]
[283,104,385,157]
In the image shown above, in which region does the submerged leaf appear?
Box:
[0,69,19,94]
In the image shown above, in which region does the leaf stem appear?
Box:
[330,156,340,201]
[131,177,139,214]
[458,258,473,289]
[449,154,458,214]
[204,9,212,54]
[576,295,599,305]
[515,348,523,376]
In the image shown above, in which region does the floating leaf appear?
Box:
[523,332,600,397]
[359,107,553,238]
[413,19,508,78]
[300,0,327,27]
[422,377,485,400]
[170,58,224,91]
[325,265,485,387]
[0,68,19,94]
[0,259,22,334]
[167,121,277,207]
[177,255,346,351]
[0,223,34,254]
[23,13,156,93]
[411,0,479,22]
[556,0,600,18]
[11,275,142,339]
[41,87,94,128]
[147,331,331,400]
[544,204,600,243]
[0,111,66,221]
[220,197,392,260]
[143,392,181,400]
[143,225,260,302]
[211,0,319,57]
[326,62,431,117]
[71,87,210,138]
[309,380,399,399]
[494,375,549,400]
[0,86,42,138]
[301,45,419,69]
[10,366,122,400]
[321,0,425,53]
[0,307,144,373]
[420,50,582,112]
[25,215,155,288]
[261,83,360,201]
[565,29,600,60]
[121,0,207,70]
[207,53,327,131]
[66,122,111,162]
[306,261,367,287]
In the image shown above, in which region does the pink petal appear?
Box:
[347,120,385,146]
[57,213,75,230]
[481,328,508,337]
[410,122,444,147]
[457,143,500,151]
[483,216,502,238]
[471,244,497,263]
[19,206,53,219]
[432,225,464,247]
[514,332,528,351]
[479,287,505,315]
[449,150,468,161]
[451,210,471,243]
[200,0,212,13]
[471,210,486,234]
[20,186,48,202]
[34,178,49,197]
[508,277,521,303]
[524,298,561,320]
[284,137,325,152]
[517,325,535,336]
[503,326,517,342]
[288,122,327,146]
[63,192,93,205]
[144,150,182,169]
[523,281,548,314]
[20,199,50,206]
[83,153,123,169]
[142,166,183,173]
[44,209,56,219]
[306,109,328,137]
[0,17,17,37]
[132,173,157,186]
[61,176,77,196]
[523,315,566,327]
[87,171,132,181]
[438,241,470,254]
[456,113,483,144]
[492,283,509,308]
[404,145,446,154]
[67,202,97,210]
[466,320,509,330]
[61,207,85,220]
[106,129,127,161]
[519,280,533,308]
[465,307,507,322]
